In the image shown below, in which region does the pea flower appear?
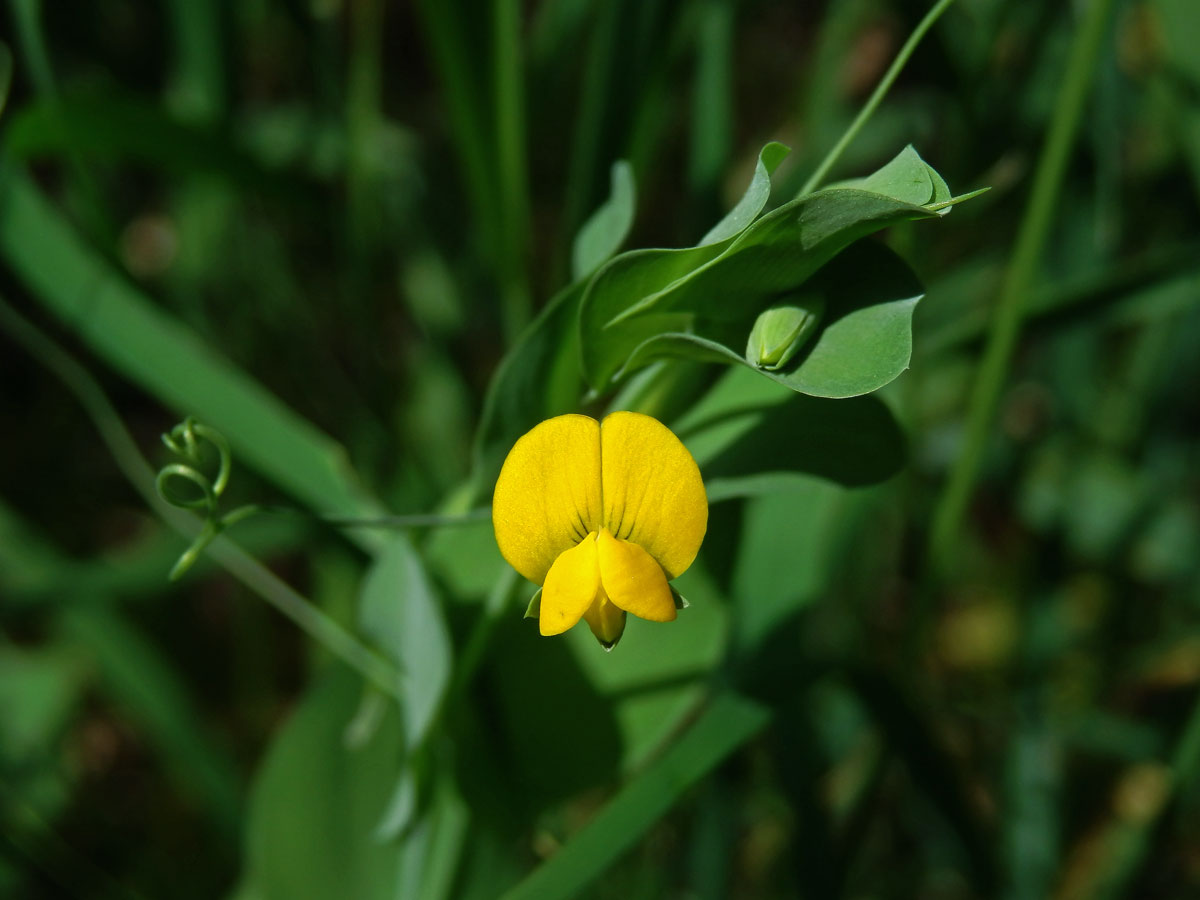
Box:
[492,412,708,649]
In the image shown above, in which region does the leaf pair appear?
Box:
[578,144,984,398]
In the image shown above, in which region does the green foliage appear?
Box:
[3,0,1200,898]
[571,160,636,281]
[578,145,967,395]
[240,667,404,900]
[358,537,452,750]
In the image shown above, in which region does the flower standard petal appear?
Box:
[492,414,602,585]
[596,529,676,622]
[599,412,708,579]
[540,533,601,636]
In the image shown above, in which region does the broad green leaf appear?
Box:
[687,391,905,487]
[0,163,384,550]
[500,690,769,900]
[359,537,452,750]
[836,145,983,216]
[571,160,635,281]
[698,141,790,245]
[677,363,904,480]
[580,187,936,391]
[242,666,404,900]
[579,145,983,392]
[619,240,924,398]
[855,144,933,206]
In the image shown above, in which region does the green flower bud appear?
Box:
[745,296,825,370]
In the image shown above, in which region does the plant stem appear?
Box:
[317,508,492,529]
[926,0,1117,578]
[798,0,958,197]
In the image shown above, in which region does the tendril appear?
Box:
[154,416,489,580]
[156,417,260,580]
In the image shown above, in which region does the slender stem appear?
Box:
[926,0,1117,578]
[205,536,399,696]
[0,298,402,699]
[798,0,958,197]
[316,508,492,528]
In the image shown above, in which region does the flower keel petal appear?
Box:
[596,529,676,623]
[539,533,600,636]
[583,593,627,648]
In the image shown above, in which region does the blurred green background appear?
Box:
[2,0,1199,897]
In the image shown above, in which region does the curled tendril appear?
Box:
[156,417,259,581]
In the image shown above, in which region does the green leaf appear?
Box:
[359,537,452,750]
[578,144,988,392]
[699,141,790,246]
[673,364,906,487]
[571,160,635,281]
[836,145,985,216]
[580,186,936,392]
[619,240,924,398]
[499,690,769,900]
[242,666,404,900]
[856,144,934,205]
[698,394,906,486]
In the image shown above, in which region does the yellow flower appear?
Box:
[492,412,708,649]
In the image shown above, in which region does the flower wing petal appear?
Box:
[597,529,676,623]
[540,533,600,636]
[599,412,707,579]
[492,414,602,584]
